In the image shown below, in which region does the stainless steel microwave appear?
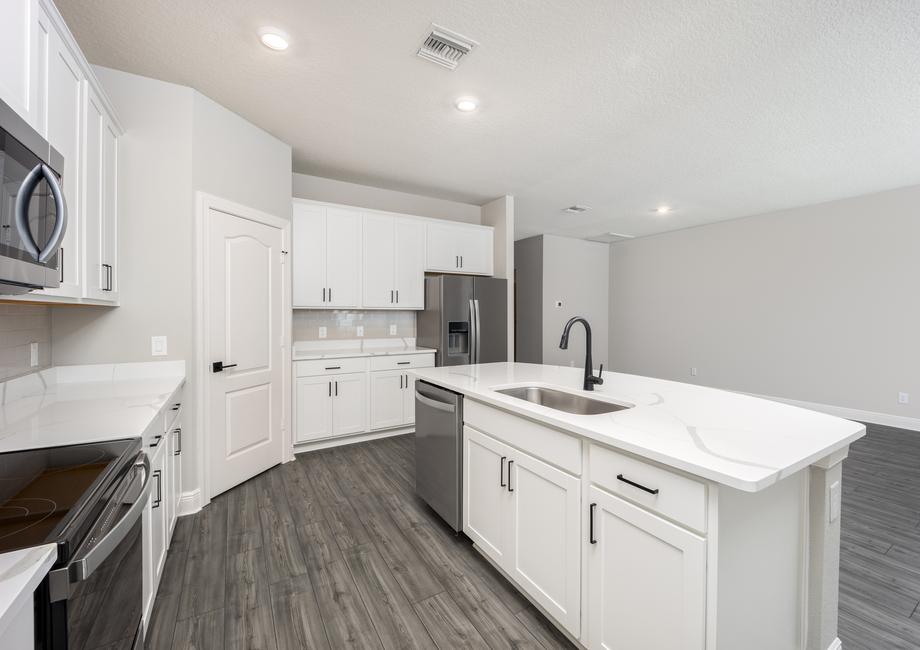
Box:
[0,97,67,294]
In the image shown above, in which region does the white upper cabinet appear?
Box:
[0,0,38,126]
[425,221,493,275]
[362,214,425,309]
[292,202,362,308]
[83,85,119,302]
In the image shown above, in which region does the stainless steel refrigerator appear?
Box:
[416,275,508,366]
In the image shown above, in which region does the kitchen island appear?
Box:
[410,362,865,650]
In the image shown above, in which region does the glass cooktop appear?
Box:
[0,440,134,555]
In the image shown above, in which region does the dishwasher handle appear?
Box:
[415,391,457,414]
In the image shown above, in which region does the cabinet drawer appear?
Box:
[163,398,182,433]
[296,357,368,376]
[369,353,435,371]
[589,444,707,533]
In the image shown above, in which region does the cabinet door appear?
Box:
[402,374,415,425]
[325,208,362,308]
[166,424,182,540]
[394,218,425,308]
[292,203,326,307]
[101,115,118,299]
[82,86,106,300]
[587,485,706,650]
[456,227,493,275]
[331,372,367,435]
[369,370,404,430]
[148,442,168,589]
[425,222,459,272]
[508,450,581,636]
[362,213,396,308]
[0,0,36,125]
[39,25,83,298]
[463,427,513,566]
[295,375,333,442]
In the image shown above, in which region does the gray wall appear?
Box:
[608,184,920,422]
[514,235,610,369]
[514,236,543,362]
[0,304,52,380]
[293,173,480,224]
[542,235,609,368]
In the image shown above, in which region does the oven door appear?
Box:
[0,102,66,294]
[43,452,150,650]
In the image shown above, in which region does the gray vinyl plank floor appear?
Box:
[145,424,920,650]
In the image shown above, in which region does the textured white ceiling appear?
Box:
[57,0,920,240]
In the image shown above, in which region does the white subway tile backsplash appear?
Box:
[0,304,51,381]
[293,310,416,341]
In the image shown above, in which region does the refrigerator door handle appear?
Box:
[469,299,477,364]
[473,299,481,364]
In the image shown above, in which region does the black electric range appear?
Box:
[0,438,149,650]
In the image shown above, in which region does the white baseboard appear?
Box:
[293,426,414,454]
[177,488,202,516]
[744,392,920,432]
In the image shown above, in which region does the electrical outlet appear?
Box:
[318,326,327,339]
[690,367,698,377]
[828,480,841,523]
[389,324,397,335]
[899,392,910,404]
[151,336,167,356]
[356,325,364,337]
[30,342,38,367]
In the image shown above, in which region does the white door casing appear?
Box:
[198,194,290,502]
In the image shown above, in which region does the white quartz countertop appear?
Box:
[293,339,435,361]
[410,362,866,492]
[0,544,57,639]
[0,361,186,453]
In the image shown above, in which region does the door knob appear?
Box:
[212,361,238,373]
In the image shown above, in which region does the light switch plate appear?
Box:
[389,324,397,335]
[899,392,910,404]
[30,342,38,367]
[356,325,364,337]
[318,326,327,339]
[151,336,167,356]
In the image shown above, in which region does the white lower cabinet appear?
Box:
[369,369,419,429]
[294,372,367,442]
[463,426,581,636]
[143,436,167,622]
[587,485,706,650]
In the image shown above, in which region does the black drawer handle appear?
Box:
[500,456,506,487]
[507,460,514,492]
[149,435,162,448]
[617,474,659,495]
[325,366,341,370]
[397,361,411,365]
[589,503,597,544]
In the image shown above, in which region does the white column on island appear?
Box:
[806,448,847,650]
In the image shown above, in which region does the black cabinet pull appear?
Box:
[328,381,331,397]
[616,474,659,495]
[59,247,64,282]
[328,287,332,302]
[500,456,507,487]
[396,289,399,303]
[460,256,463,268]
[397,361,411,365]
[589,503,597,543]
[175,427,182,455]
[405,374,409,389]
[399,375,403,389]
[507,460,514,492]
[324,366,341,370]
[149,434,162,448]
[171,403,181,411]
[390,290,394,303]
[335,381,338,396]
[323,287,326,302]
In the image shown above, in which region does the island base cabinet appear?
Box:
[508,451,581,637]
[587,485,706,650]
[464,427,514,564]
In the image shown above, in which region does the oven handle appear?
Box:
[71,453,150,582]
[14,163,68,263]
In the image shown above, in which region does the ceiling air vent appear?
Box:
[417,25,478,69]
[586,232,636,244]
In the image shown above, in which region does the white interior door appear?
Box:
[208,206,284,498]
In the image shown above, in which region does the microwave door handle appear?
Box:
[65,454,151,586]
[13,163,44,260]
[37,166,67,263]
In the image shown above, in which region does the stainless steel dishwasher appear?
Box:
[414,380,463,532]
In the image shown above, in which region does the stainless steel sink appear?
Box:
[495,386,631,415]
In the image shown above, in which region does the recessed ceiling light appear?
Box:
[564,205,590,213]
[455,97,478,112]
[259,29,289,51]
[655,205,672,215]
